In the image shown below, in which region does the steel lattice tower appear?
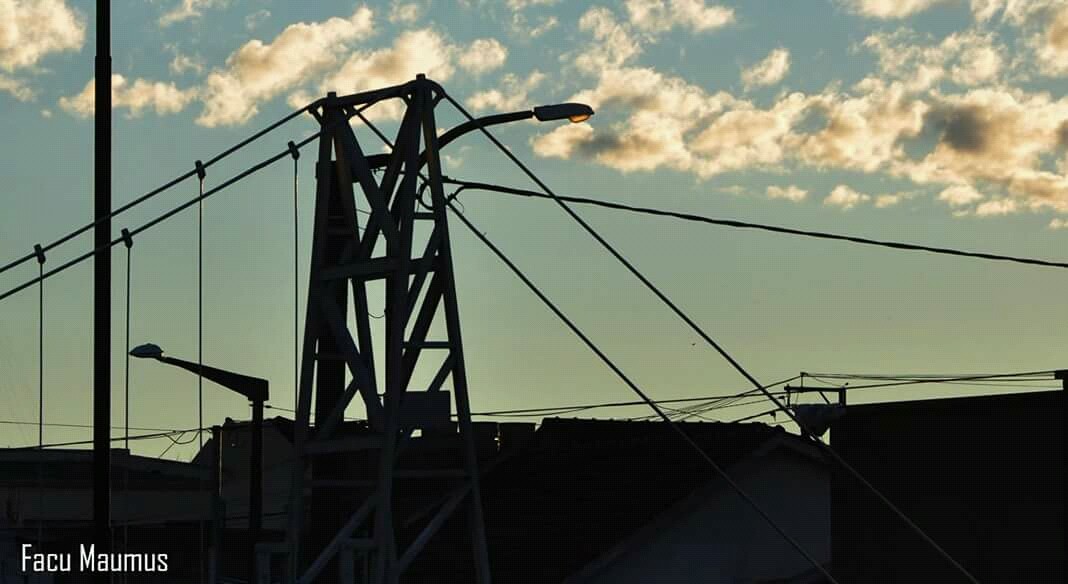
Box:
[282,76,491,584]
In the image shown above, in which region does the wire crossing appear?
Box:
[447,201,838,583]
[438,89,982,584]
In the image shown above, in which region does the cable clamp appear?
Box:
[33,244,45,265]
[287,141,300,161]
[195,160,206,182]
[121,228,133,249]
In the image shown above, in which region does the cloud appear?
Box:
[160,0,226,27]
[572,7,643,72]
[1034,5,1068,76]
[468,70,545,111]
[903,89,1068,208]
[1049,218,1068,229]
[766,185,808,201]
[824,185,872,209]
[796,80,928,173]
[389,2,422,23]
[197,6,374,127]
[0,73,33,100]
[318,29,492,120]
[861,29,1003,91]
[937,184,984,206]
[506,0,558,9]
[0,0,85,72]
[974,197,1017,216]
[741,48,790,90]
[245,9,271,31]
[624,0,734,33]
[59,74,197,118]
[458,38,508,75]
[169,52,204,75]
[532,65,744,174]
[842,0,950,19]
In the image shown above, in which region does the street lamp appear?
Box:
[438,102,594,150]
[129,343,268,584]
[364,101,595,169]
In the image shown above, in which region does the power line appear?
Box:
[466,380,796,417]
[7,427,206,451]
[443,178,1068,271]
[446,202,838,583]
[438,91,980,584]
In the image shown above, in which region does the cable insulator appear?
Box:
[194,160,206,182]
[120,228,133,249]
[33,244,45,265]
[287,140,300,161]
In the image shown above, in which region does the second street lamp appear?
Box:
[129,343,268,584]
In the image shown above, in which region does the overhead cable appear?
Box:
[444,179,1068,271]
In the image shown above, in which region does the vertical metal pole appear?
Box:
[210,425,223,584]
[250,399,263,584]
[93,1,113,579]
[419,79,492,584]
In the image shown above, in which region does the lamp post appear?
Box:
[130,343,267,584]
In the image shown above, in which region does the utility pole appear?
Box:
[93,0,112,577]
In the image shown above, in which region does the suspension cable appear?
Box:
[122,229,133,450]
[288,141,300,412]
[447,202,838,583]
[438,89,981,584]
[195,160,206,452]
[0,105,379,305]
[33,244,45,448]
[0,102,320,279]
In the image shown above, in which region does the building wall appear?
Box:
[576,446,830,584]
[830,391,1065,584]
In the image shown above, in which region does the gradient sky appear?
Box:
[1,0,1068,459]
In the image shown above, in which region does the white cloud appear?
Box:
[974,198,1017,216]
[59,74,197,118]
[0,73,33,100]
[625,0,734,33]
[843,0,950,19]
[862,30,1003,91]
[742,48,791,90]
[0,0,85,72]
[197,6,374,127]
[874,191,914,207]
[507,0,558,9]
[458,39,508,75]
[766,185,808,201]
[573,7,643,72]
[160,0,226,27]
[824,185,872,209]
[468,71,545,111]
[318,28,457,120]
[797,80,928,173]
[1034,5,1068,76]
[169,52,204,75]
[938,184,984,206]
[389,2,422,23]
[245,9,271,31]
[1049,218,1068,229]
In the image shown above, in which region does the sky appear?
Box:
[1,0,1068,458]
